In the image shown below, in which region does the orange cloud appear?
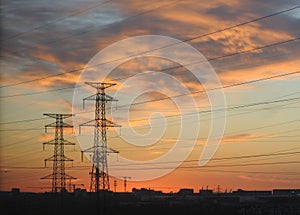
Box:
[218,57,300,87]
[221,133,256,143]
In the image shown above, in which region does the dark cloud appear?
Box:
[1,0,299,88]
[206,5,241,21]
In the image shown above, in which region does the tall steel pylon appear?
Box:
[41,113,76,192]
[80,82,120,192]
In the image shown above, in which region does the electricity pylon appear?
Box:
[123,176,131,192]
[80,82,120,192]
[41,113,76,192]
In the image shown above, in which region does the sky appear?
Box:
[0,0,300,193]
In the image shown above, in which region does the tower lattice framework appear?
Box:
[41,113,76,192]
[80,82,120,192]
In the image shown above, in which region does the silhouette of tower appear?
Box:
[80,82,120,192]
[123,176,131,192]
[41,113,76,192]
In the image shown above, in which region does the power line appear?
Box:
[108,161,300,171]
[0,117,46,125]
[202,151,300,162]
[117,122,300,150]
[0,128,44,131]
[2,35,298,92]
[210,149,300,167]
[1,105,296,132]
[3,161,300,171]
[0,86,76,98]
[181,5,300,44]
[1,0,113,42]
[5,4,299,56]
[0,135,41,149]
[110,122,300,153]
[187,161,300,168]
[114,96,300,124]
[224,119,300,136]
[113,69,300,111]
[130,100,300,131]
[3,0,183,55]
[3,117,299,155]
[1,37,299,98]
[2,150,300,170]
[183,169,300,175]
[109,150,300,167]
[74,90,300,134]
[1,76,299,126]
[1,5,298,89]
[1,166,299,176]
[2,110,298,163]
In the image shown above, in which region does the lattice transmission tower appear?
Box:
[41,113,76,192]
[80,82,120,192]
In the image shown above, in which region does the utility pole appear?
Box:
[80,82,120,192]
[114,180,117,193]
[123,176,131,192]
[41,113,76,192]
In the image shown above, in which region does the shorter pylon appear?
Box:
[41,113,76,192]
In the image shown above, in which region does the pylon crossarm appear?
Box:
[44,156,54,162]
[61,122,73,128]
[80,119,121,127]
[42,140,56,150]
[83,94,117,108]
[106,119,121,127]
[43,113,73,119]
[83,94,115,101]
[44,156,73,162]
[45,122,73,128]
[85,82,116,89]
[43,140,56,145]
[79,120,95,134]
[107,147,119,154]
[63,156,74,162]
[82,145,96,152]
[61,139,75,145]
[79,119,95,127]
[89,94,117,104]
[44,122,57,132]
[83,93,97,101]
[104,94,117,102]
[40,173,53,180]
[83,94,97,109]
[83,145,118,153]
[81,146,96,161]
[65,174,77,180]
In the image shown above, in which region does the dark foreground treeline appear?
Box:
[1,192,300,215]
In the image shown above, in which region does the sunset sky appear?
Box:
[1,0,300,193]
